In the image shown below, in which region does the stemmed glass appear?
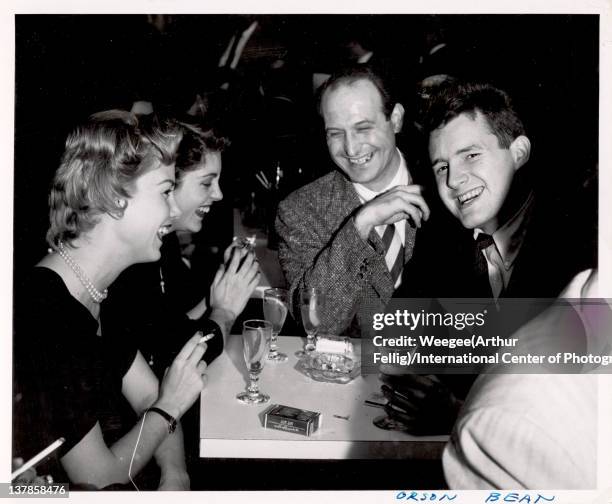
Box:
[236,319,272,404]
[263,288,289,362]
[296,288,324,358]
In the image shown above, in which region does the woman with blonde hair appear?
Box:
[13,110,206,490]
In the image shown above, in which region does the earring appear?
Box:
[116,199,127,209]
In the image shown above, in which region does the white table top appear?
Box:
[199,335,447,459]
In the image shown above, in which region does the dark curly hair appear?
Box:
[422,81,526,148]
[173,119,230,183]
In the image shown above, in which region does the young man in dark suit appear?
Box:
[276,65,430,337]
[383,81,594,434]
[403,81,591,299]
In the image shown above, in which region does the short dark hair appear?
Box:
[317,64,395,119]
[422,81,526,148]
[47,110,182,247]
[173,119,230,182]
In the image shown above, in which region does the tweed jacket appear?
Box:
[276,168,417,337]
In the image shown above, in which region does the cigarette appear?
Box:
[11,438,65,480]
[198,333,214,344]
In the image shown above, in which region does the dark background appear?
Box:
[14,14,598,275]
[13,14,599,489]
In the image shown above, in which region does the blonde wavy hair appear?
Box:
[46,110,182,247]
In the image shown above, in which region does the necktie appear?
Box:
[381,224,404,287]
[474,233,494,298]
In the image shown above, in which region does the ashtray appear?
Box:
[296,351,360,384]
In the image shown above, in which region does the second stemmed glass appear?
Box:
[236,319,272,405]
[296,287,324,358]
[263,288,289,362]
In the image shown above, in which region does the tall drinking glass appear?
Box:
[296,288,324,358]
[263,288,289,362]
[236,319,272,404]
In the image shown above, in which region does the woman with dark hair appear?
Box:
[104,119,259,380]
[170,119,259,345]
[13,111,207,490]
[101,116,259,475]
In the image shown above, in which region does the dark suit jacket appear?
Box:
[276,169,418,337]
[398,195,593,300]
[395,194,595,402]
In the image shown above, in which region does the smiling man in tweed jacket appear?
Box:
[276,65,430,337]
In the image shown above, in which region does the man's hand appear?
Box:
[354,185,430,240]
[379,373,462,435]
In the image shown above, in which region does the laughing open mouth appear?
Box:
[157,225,172,240]
[195,206,210,218]
[347,152,373,165]
[457,186,484,207]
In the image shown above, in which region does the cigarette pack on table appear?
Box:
[263,404,322,436]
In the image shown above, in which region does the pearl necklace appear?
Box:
[55,241,108,303]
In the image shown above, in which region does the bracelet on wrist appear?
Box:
[146,406,177,434]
